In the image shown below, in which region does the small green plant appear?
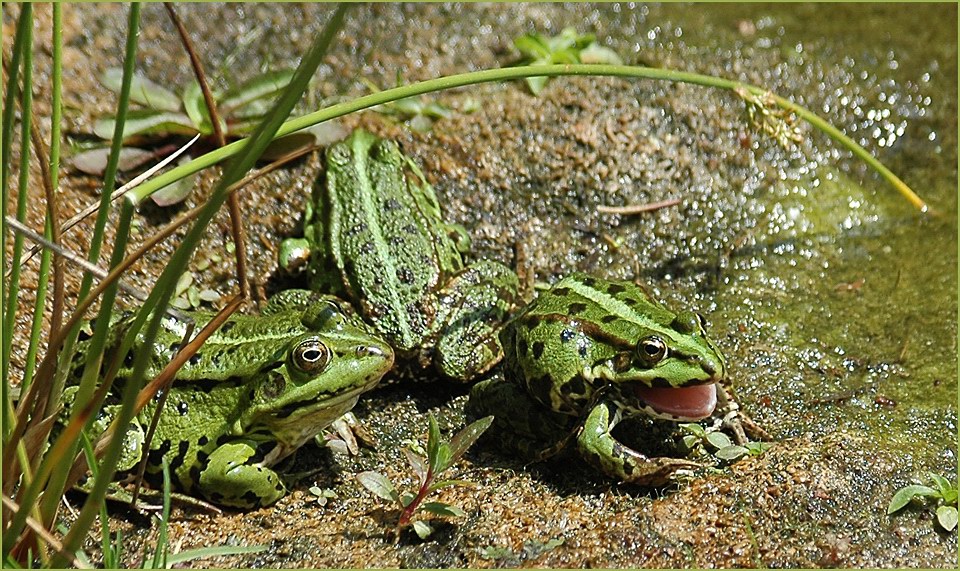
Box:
[356,414,493,540]
[511,28,623,95]
[679,423,771,462]
[361,77,454,132]
[888,473,958,532]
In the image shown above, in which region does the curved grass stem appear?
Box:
[129,63,926,211]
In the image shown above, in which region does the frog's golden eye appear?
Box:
[636,336,667,366]
[292,337,330,373]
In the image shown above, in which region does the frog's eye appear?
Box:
[636,336,667,366]
[292,337,330,374]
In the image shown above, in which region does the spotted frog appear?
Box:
[279,129,518,381]
[467,273,747,485]
[63,290,393,508]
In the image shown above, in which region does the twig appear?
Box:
[2,496,91,569]
[165,2,250,299]
[596,197,682,215]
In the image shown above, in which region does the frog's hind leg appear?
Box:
[433,260,519,381]
[466,376,575,461]
[577,401,700,485]
[196,440,286,509]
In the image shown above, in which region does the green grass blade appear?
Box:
[1,3,33,397]
[164,545,267,567]
[21,2,64,394]
[1,1,30,446]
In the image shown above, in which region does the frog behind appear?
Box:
[279,129,519,382]
[63,290,393,509]
[467,273,742,485]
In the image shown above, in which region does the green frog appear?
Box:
[64,290,393,509]
[467,273,745,485]
[279,129,518,381]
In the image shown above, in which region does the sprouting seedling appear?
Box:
[679,422,772,462]
[888,472,958,532]
[356,414,493,541]
[510,28,623,95]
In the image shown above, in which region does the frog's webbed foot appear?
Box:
[433,260,519,381]
[714,384,773,445]
[578,402,700,485]
[197,440,286,509]
[317,411,378,455]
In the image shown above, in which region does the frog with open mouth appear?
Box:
[62,290,394,509]
[467,273,753,485]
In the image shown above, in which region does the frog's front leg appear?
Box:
[433,260,519,381]
[196,440,286,509]
[577,401,700,485]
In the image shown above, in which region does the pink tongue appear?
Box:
[634,383,717,419]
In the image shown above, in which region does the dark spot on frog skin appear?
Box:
[169,440,190,471]
[148,439,173,467]
[525,315,542,329]
[607,283,626,294]
[560,329,576,343]
[348,222,368,236]
[221,320,236,333]
[528,373,554,405]
[622,297,639,307]
[177,401,189,415]
[531,341,545,359]
[581,277,597,288]
[403,224,419,234]
[168,342,180,354]
[241,490,262,507]
[601,314,618,323]
[384,198,401,211]
[517,338,529,356]
[578,342,590,358]
[566,375,586,397]
[360,241,376,254]
[553,287,571,297]
[188,353,202,366]
[568,302,588,315]
[208,491,224,504]
[198,435,209,447]
[396,267,415,284]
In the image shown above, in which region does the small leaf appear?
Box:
[181,81,215,135]
[101,68,181,112]
[887,485,938,514]
[220,70,295,113]
[412,520,433,540]
[679,423,706,438]
[422,101,453,119]
[67,146,156,175]
[94,109,197,140]
[513,34,550,59]
[705,431,733,450]
[744,441,773,456]
[936,506,958,532]
[714,445,748,461]
[151,161,198,207]
[420,502,466,518]
[426,414,444,472]
[929,473,955,498]
[525,75,550,96]
[404,448,428,484]
[408,115,434,133]
[580,43,624,65]
[447,416,494,466]
[356,471,399,503]
[400,491,416,508]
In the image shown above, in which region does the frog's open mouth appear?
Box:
[633,383,717,420]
